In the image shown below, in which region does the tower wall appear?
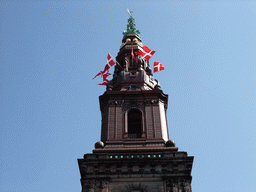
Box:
[99,90,169,147]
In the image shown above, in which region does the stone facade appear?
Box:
[78,151,193,192]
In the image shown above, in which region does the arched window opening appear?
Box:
[128,108,142,138]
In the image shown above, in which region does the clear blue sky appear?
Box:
[0,0,255,191]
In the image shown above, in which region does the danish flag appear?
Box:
[135,46,155,61]
[93,53,115,86]
[93,71,104,79]
[154,61,165,73]
[103,53,115,73]
[98,80,109,86]
[131,45,136,60]
[102,72,111,82]
[93,71,111,85]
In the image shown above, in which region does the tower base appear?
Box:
[78,149,193,192]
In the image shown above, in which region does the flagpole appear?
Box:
[115,60,123,69]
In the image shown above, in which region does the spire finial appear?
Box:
[127,9,132,17]
[122,9,141,38]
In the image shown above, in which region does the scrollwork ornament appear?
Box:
[113,100,123,106]
[82,180,94,192]
[150,99,158,104]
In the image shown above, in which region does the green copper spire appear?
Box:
[122,9,141,38]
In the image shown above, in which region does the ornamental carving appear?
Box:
[178,164,185,171]
[108,100,124,106]
[82,180,108,192]
[144,99,158,104]
[82,180,94,192]
[79,164,87,172]
[137,55,148,70]
[145,66,153,76]
[125,56,130,71]
[181,177,192,190]
[151,99,158,104]
[183,182,192,192]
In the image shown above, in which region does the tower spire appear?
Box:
[122,9,141,38]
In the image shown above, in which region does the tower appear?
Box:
[78,11,194,192]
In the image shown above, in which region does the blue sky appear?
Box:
[0,0,255,191]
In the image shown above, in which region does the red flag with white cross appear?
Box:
[103,53,115,73]
[93,70,111,86]
[154,61,165,73]
[131,45,136,60]
[135,46,155,61]
[102,72,111,82]
[93,71,103,79]
[98,80,109,86]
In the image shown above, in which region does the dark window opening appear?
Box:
[128,109,142,138]
[130,85,137,90]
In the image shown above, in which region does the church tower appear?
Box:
[78,11,194,192]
